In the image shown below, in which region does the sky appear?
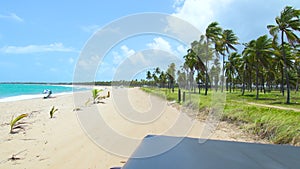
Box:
[0,0,300,82]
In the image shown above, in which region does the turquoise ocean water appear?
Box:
[0,83,85,102]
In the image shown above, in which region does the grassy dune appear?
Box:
[142,87,300,145]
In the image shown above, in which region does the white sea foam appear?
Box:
[0,94,46,102]
[0,92,74,102]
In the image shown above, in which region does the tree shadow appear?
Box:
[286,102,300,106]
[257,98,276,101]
[269,101,283,105]
[241,94,255,97]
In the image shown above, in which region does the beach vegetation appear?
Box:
[92,89,103,104]
[50,106,58,118]
[10,113,28,133]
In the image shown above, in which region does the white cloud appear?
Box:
[176,45,188,56]
[147,37,188,57]
[75,54,102,81]
[128,52,149,66]
[121,45,135,57]
[147,37,172,53]
[171,0,233,33]
[81,24,101,33]
[112,51,123,65]
[78,54,101,68]
[173,0,185,10]
[0,43,75,54]
[112,45,135,65]
[0,13,24,22]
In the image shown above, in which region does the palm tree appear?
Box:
[233,54,244,93]
[152,67,161,87]
[146,71,152,85]
[241,47,255,94]
[177,70,187,89]
[159,71,167,88]
[167,63,176,91]
[152,73,158,87]
[155,67,161,75]
[210,58,221,91]
[267,6,300,104]
[205,22,222,95]
[225,52,241,92]
[184,49,197,90]
[243,35,273,100]
[219,29,239,92]
[191,36,207,92]
[294,46,300,92]
[272,42,295,95]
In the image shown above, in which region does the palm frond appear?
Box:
[10,113,28,133]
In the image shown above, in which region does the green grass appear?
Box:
[142,87,300,145]
[226,90,300,109]
[142,87,178,101]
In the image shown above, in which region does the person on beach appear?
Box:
[43,89,52,99]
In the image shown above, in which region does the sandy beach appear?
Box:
[0,87,267,169]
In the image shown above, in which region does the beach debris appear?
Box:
[73,107,81,111]
[9,155,21,161]
[10,113,28,133]
[49,106,58,118]
[5,149,27,163]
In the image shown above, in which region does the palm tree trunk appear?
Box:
[186,70,189,90]
[295,65,299,93]
[190,71,194,91]
[281,67,284,96]
[281,31,290,104]
[256,58,259,100]
[205,39,209,96]
[249,67,253,92]
[295,75,299,93]
[242,65,246,95]
[221,54,225,92]
[229,75,233,93]
[262,74,266,94]
[296,78,299,93]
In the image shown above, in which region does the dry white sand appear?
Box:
[0,87,267,169]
